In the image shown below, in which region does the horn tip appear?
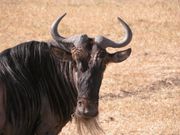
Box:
[117,17,124,23]
[62,13,67,17]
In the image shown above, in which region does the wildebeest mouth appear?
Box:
[75,98,99,119]
[75,111,98,119]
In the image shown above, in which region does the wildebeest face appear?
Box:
[50,13,132,119]
[71,40,106,118]
[52,39,131,119]
[71,40,131,118]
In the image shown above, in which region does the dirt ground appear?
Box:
[0,0,180,135]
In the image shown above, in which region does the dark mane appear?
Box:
[0,41,77,134]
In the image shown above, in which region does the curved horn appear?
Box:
[51,13,89,51]
[94,17,132,49]
[51,13,74,52]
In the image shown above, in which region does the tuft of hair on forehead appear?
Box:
[71,47,90,61]
[72,115,104,135]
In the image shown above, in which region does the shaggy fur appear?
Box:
[0,41,78,135]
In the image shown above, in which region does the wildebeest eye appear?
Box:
[98,51,106,58]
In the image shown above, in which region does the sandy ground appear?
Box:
[0,0,180,135]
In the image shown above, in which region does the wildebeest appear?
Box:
[0,13,132,135]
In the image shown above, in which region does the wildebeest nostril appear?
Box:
[78,100,82,106]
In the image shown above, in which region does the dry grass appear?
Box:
[0,0,180,134]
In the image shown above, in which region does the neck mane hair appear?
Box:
[0,41,77,134]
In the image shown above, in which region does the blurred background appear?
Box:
[0,0,180,134]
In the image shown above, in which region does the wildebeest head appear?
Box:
[51,13,132,119]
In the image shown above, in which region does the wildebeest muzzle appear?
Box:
[75,97,98,119]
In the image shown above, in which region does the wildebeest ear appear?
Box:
[51,47,72,61]
[107,48,131,63]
